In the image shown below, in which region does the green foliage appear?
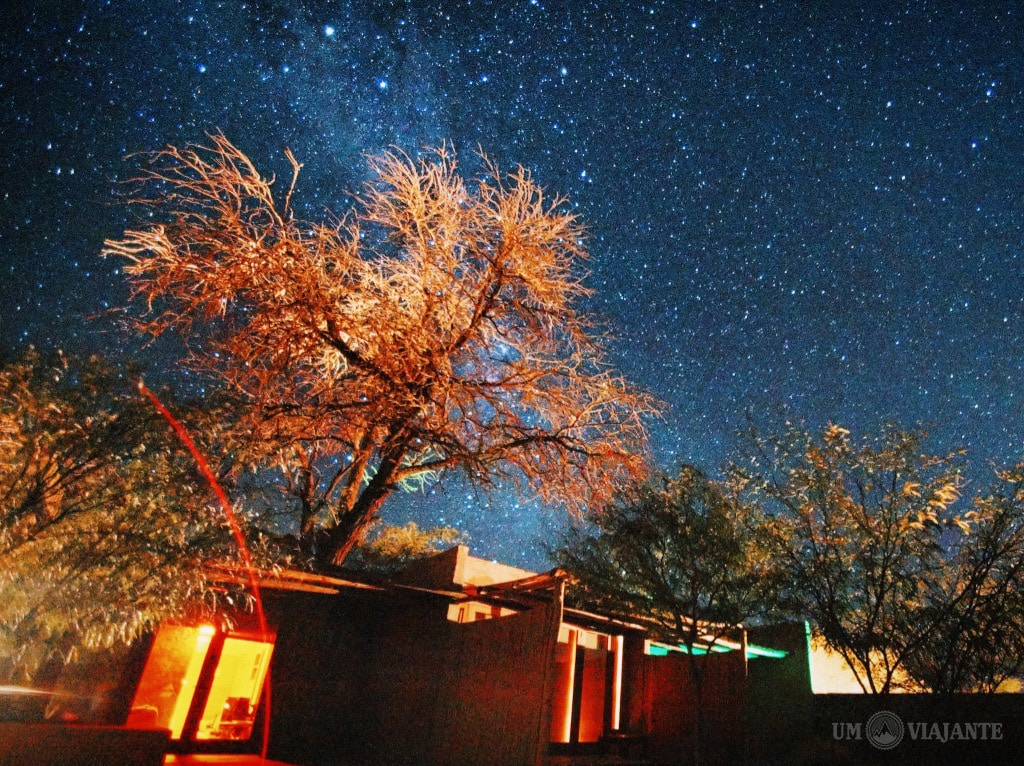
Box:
[904,463,1024,692]
[738,422,1024,693]
[351,521,467,574]
[0,351,234,685]
[553,465,774,650]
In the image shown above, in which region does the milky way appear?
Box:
[3,1,1024,568]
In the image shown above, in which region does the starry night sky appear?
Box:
[3,1,1024,569]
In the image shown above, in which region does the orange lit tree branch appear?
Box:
[106,133,656,568]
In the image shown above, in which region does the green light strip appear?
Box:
[745,644,788,659]
[647,640,788,659]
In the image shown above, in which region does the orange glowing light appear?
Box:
[138,382,271,758]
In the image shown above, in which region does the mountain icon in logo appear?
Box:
[866,711,904,750]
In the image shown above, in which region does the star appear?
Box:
[2,1,1023,569]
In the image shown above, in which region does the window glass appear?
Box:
[195,636,273,741]
[127,625,215,739]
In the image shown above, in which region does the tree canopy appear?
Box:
[737,422,1024,693]
[553,464,773,651]
[350,521,467,574]
[105,134,655,567]
[553,465,774,765]
[904,464,1024,693]
[0,351,233,685]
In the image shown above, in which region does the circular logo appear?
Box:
[866,710,904,750]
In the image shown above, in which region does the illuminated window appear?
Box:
[127,625,215,739]
[196,635,273,741]
[128,625,273,742]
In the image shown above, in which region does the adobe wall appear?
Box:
[262,587,560,766]
[745,622,816,760]
[768,694,1024,765]
[347,590,561,766]
[631,651,747,766]
[395,544,537,588]
[394,545,462,589]
[744,623,1024,764]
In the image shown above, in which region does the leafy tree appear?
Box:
[105,133,654,568]
[553,465,774,762]
[349,521,467,574]
[0,351,231,685]
[903,463,1024,693]
[736,423,971,693]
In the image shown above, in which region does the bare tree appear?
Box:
[105,134,655,567]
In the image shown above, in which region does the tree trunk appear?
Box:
[320,503,381,568]
[689,652,706,766]
[317,446,406,568]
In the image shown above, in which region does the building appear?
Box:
[121,545,772,765]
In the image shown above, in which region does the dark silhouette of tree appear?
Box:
[553,465,774,763]
[735,422,1019,694]
[0,351,232,685]
[904,463,1024,693]
[105,133,655,568]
